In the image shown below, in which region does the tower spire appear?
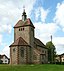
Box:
[51,35,52,43]
[22,6,27,21]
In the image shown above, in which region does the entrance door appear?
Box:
[40,54,45,64]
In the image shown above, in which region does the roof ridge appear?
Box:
[9,37,29,47]
[18,37,20,45]
[18,37,28,45]
[14,18,35,28]
[34,37,48,49]
[34,48,41,54]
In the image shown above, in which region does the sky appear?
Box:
[0,0,64,57]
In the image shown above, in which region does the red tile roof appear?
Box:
[9,37,29,47]
[14,18,35,28]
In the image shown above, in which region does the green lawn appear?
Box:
[0,64,64,71]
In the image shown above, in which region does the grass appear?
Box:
[0,64,64,71]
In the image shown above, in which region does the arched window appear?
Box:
[21,47,24,57]
[13,48,15,52]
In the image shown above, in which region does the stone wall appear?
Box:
[33,46,48,64]
[10,46,18,64]
[18,46,26,64]
[14,26,34,46]
[14,26,34,64]
[10,45,34,64]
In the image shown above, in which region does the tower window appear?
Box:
[19,28,24,31]
[19,28,20,31]
[23,28,24,30]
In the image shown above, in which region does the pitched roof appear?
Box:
[34,38,47,49]
[34,48,41,54]
[34,48,46,55]
[14,18,35,28]
[0,54,9,59]
[9,37,29,47]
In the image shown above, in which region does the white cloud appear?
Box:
[52,37,64,54]
[0,24,12,34]
[34,22,60,43]
[40,7,49,22]
[51,1,64,54]
[0,45,10,58]
[54,1,64,28]
[55,45,64,54]
[34,7,49,22]
[35,8,40,21]
[0,34,2,45]
[53,37,64,45]
[0,1,21,34]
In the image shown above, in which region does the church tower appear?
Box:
[9,8,35,64]
[14,8,35,47]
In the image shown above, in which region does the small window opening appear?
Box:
[13,48,15,52]
[19,29,20,31]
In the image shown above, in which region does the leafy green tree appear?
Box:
[46,41,56,63]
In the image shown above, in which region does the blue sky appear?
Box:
[0,0,64,57]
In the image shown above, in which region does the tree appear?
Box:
[46,41,56,63]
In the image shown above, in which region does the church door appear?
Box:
[40,54,45,64]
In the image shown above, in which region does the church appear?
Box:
[9,8,48,64]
